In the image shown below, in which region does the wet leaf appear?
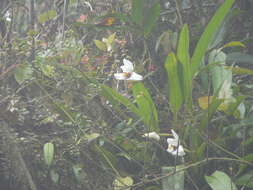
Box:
[43,142,54,166]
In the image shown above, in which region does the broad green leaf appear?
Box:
[113,176,133,190]
[14,63,33,84]
[94,40,107,51]
[131,0,145,25]
[235,171,253,188]
[191,0,235,76]
[143,1,160,37]
[177,24,192,107]
[165,52,183,117]
[205,171,238,190]
[38,10,57,24]
[209,49,232,94]
[162,165,185,190]
[132,82,159,132]
[222,41,246,49]
[226,52,253,64]
[43,142,54,166]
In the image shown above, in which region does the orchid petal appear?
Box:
[167,145,185,157]
[142,132,160,141]
[121,59,134,73]
[127,72,143,81]
[167,138,178,146]
[177,145,186,156]
[114,73,128,80]
[171,129,179,141]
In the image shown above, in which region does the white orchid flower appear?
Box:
[4,11,11,22]
[114,59,143,81]
[166,130,185,156]
[142,132,160,141]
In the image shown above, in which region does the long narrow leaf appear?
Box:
[132,82,159,132]
[165,53,183,117]
[101,85,140,116]
[191,0,235,76]
[177,24,192,108]
[143,1,160,37]
[131,0,145,25]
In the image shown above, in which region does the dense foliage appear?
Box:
[1,0,253,189]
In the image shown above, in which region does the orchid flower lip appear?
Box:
[166,129,186,157]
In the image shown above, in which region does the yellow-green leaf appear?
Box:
[198,96,214,110]
[113,176,133,190]
[177,24,192,107]
[222,41,246,49]
[94,40,107,51]
[230,66,253,76]
[43,142,54,166]
[165,52,183,117]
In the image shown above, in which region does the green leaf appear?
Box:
[113,176,133,190]
[94,40,107,51]
[235,171,253,188]
[222,41,246,49]
[131,0,145,25]
[143,1,160,37]
[132,82,159,132]
[101,85,140,117]
[209,49,232,94]
[164,52,183,117]
[230,66,253,76]
[177,24,192,107]
[95,145,119,176]
[14,63,33,84]
[162,165,185,190]
[144,185,160,190]
[205,171,238,190]
[38,10,57,24]
[228,96,245,118]
[191,0,235,76]
[43,142,54,166]
[237,154,253,175]
[226,52,253,64]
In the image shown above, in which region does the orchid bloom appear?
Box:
[166,130,185,157]
[142,132,160,141]
[114,59,143,81]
